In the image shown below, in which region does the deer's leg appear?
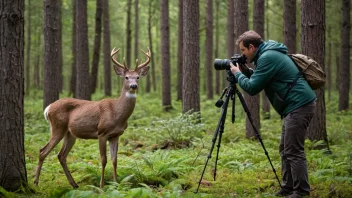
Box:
[58,132,78,188]
[98,136,108,188]
[109,136,120,182]
[34,129,66,185]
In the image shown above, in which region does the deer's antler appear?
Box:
[111,48,128,70]
[135,48,151,71]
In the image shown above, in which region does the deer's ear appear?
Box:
[138,66,149,77]
[113,64,125,77]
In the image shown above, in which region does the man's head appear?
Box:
[236,30,263,63]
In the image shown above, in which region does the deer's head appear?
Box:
[111,48,151,94]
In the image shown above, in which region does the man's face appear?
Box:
[239,41,257,63]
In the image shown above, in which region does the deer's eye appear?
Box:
[125,77,129,80]
[137,76,140,79]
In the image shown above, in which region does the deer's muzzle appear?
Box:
[130,84,138,90]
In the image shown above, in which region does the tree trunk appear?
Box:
[177,0,183,100]
[183,0,200,114]
[103,0,111,96]
[147,0,156,93]
[338,0,350,111]
[58,0,63,93]
[43,0,60,109]
[0,0,27,192]
[226,0,234,89]
[75,0,91,100]
[25,0,31,95]
[91,0,103,94]
[214,0,220,95]
[160,0,173,111]
[126,0,132,66]
[33,32,41,89]
[301,0,327,142]
[134,0,139,65]
[70,0,77,97]
[283,0,296,54]
[206,0,214,100]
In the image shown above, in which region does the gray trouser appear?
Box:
[279,100,316,195]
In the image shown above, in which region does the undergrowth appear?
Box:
[2,90,352,198]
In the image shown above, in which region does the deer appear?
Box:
[34,47,151,188]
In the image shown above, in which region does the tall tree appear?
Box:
[160,0,172,111]
[70,0,77,97]
[58,0,63,93]
[205,0,214,100]
[43,0,60,109]
[254,0,270,119]
[301,0,327,142]
[33,32,41,89]
[338,0,350,111]
[214,0,220,95]
[91,0,103,94]
[226,0,234,89]
[126,0,132,66]
[183,0,200,114]
[25,0,31,95]
[75,0,91,100]
[177,0,183,100]
[147,0,156,93]
[134,0,139,62]
[0,0,27,191]
[283,0,297,53]
[103,0,112,96]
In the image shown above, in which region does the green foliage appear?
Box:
[146,111,205,148]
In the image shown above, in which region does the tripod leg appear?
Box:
[195,87,232,193]
[235,88,282,188]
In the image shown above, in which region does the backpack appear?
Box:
[288,54,326,90]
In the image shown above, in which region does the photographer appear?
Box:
[230,30,316,198]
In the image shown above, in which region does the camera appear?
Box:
[214,54,247,70]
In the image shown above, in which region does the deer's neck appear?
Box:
[114,90,137,116]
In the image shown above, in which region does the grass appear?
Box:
[3,90,352,197]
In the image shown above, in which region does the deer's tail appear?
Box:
[44,105,51,123]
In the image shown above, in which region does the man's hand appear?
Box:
[230,62,241,74]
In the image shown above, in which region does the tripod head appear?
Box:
[215,70,237,108]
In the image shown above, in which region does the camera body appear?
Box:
[214,54,247,70]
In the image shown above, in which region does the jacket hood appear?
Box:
[253,40,288,63]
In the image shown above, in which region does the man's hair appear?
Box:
[236,30,263,48]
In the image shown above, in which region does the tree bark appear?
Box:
[0,0,27,191]
[75,0,91,100]
[147,0,156,93]
[206,0,214,100]
[160,0,173,111]
[126,0,132,66]
[103,0,111,96]
[283,0,296,54]
[91,0,103,94]
[70,0,77,97]
[183,0,200,114]
[177,0,183,100]
[301,0,327,142]
[25,0,31,95]
[43,0,60,109]
[338,0,350,111]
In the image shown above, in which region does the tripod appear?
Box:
[195,70,281,193]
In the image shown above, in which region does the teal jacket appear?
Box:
[234,40,316,116]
